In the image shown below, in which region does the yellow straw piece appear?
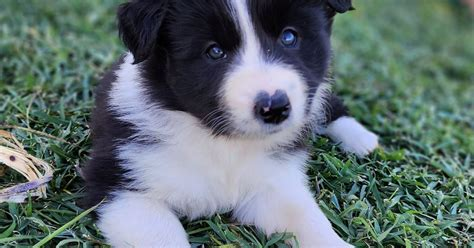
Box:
[0,130,54,203]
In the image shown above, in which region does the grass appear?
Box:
[0,0,473,247]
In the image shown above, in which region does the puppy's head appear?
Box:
[118,0,353,139]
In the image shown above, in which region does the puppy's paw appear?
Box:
[324,117,379,157]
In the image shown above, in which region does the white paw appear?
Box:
[324,117,379,157]
[98,193,191,248]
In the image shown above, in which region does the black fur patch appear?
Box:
[323,93,349,125]
[327,0,354,14]
[118,0,168,64]
[139,0,241,136]
[80,56,136,209]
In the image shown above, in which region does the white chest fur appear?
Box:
[118,124,309,220]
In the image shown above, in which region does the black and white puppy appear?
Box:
[82,0,379,247]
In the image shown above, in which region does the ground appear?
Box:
[0,0,473,247]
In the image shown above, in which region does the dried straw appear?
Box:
[0,130,53,203]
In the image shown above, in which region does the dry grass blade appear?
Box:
[0,130,53,203]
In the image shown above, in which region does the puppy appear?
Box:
[82,0,379,247]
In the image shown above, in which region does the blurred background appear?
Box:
[0,0,473,247]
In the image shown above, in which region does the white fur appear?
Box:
[222,63,308,137]
[323,116,379,157]
[234,174,352,248]
[230,0,260,63]
[97,192,190,248]
[97,54,354,247]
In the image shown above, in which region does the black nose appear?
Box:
[254,90,291,124]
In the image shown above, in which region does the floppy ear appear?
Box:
[117,0,168,64]
[326,0,354,14]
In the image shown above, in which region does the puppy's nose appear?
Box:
[254,90,291,124]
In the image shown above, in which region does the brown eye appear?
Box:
[206,44,227,60]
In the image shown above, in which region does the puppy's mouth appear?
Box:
[233,114,305,140]
[256,120,293,135]
[202,106,305,140]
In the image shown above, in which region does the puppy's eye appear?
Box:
[206,44,227,60]
[280,29,298,48]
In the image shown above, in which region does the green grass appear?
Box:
[1,0,473,247]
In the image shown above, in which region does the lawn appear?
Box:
[0,0,473,247]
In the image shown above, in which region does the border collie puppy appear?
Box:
[82,0,379,247]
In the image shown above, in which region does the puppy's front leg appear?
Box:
[234,172,352,248]
[320,94,379,157]
[97,192,190,248]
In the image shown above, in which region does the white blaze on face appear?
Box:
[223,0,308,135]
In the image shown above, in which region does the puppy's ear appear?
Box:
[118,0,168,64]
[326,0,355,14]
